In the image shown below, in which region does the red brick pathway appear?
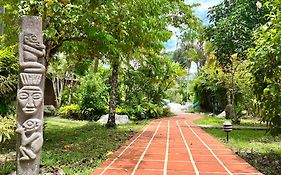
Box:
[92,114,263,175]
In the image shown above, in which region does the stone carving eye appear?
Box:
[19,92,28,100]
[33,93,41,100]
[27,121,33,126]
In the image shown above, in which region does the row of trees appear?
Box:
[187,0,280,135]
[0,0,200,130]
[2,0,279,135]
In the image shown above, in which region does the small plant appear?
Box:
[162,107,174,117]
[0,116,16,143]
[115,106,129,115]
[58,104,80,119]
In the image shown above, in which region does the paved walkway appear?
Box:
[92,114,263,175]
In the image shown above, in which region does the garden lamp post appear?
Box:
[223,122,232,143]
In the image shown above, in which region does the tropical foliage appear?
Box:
[1,0,281,135]
[207,0,269,65]
[0,116,16,143]
[122,53,185,119]
[0,47,18,115]
[1,0,200,127]
[74,67,110,121]
[248,0,281,135]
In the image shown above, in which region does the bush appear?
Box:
[120,54,184,120]
[190,62,227,114]
[145,102,163,119]
[0,116,16,143]
[162,107,174,117]
[73,68,110,121]
[115,106,129,115]
[0,46,18,115]
[123,101,166,120]
[58,104,80,119]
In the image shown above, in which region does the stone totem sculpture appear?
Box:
[16,16,45,175]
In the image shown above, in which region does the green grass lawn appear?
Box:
[0,117,148,175]
[194,116,281,175]
[194,116,266,127]
[194,116,280,154]
[203,128,281,154]
[203,128,281,175]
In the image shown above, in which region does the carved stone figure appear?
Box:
[20,33,46,73]
[18,86,43,115]
[16,119,43,161]
[17,15,45,175]
[23,33,45,57]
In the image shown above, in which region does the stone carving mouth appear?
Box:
[22,107,36,114]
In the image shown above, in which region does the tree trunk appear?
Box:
[93,56,99,73]
[106,63,119,128]
[225,90,236,120]
[196,62,200,75]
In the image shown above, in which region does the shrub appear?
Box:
[190,62,227,113]
[120,54,184,120]
[115,106,129,115]
[162,107,174,117]
[0,46,18,115]
[123,101,166,120]
[0,116,16,143]
[58,104,80,119]
[74,68,110,121]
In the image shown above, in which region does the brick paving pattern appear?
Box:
[92,114,263,175]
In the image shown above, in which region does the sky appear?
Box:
[165,0,223,52]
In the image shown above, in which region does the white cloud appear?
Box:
[164,26,181,52]
[186,0,223,24]
[185,0,222,7]
[164,36,178,52]
[164,0,223,51]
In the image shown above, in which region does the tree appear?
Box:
[84,0,199,127]
[1,0,93,110]
[122,50,186,119]
[0,4,4,38]
[207,0,269,65]
[173,25,213,74]
[222,54,253,123]
[0,0,19,47]
[1,0,199,128]
[1,0,86,66]
[190,52,253,118]
[248,0,281,135]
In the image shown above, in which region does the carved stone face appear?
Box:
[18,86,43,115]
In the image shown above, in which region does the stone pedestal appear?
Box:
[16,16,45,175]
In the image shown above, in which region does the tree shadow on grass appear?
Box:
[0,119,149,174]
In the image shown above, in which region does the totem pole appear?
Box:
[16,16,45,175]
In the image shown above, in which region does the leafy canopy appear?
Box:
[248,0,281,135]
[207,0,269,65]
